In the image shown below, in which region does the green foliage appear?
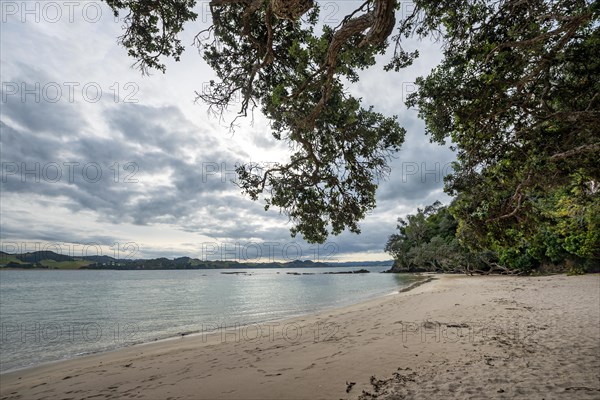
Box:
[385,201,492,273]
[39,260,95,269]
[106,0,599,265]
[104,0,407,243]
[566,264,586,276]
[405,0,600,272]
[200,2,406,243]
[104,0,198,73]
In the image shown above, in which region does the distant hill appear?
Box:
[0,251,385,270]
[326,260,394,267]
[17,251,74,263]
[81,258,333,270]
[80,255,121,264]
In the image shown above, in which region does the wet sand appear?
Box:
[1,274,599,399]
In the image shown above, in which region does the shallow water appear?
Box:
[0,267,419,372]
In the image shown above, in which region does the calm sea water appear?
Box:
[0,267,419,372]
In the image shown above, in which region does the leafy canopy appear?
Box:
[105,0,408,243]
[105,0,599,264]
[405,0,599,267]
[385,200,501,273]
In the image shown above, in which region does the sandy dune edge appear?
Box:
[1,274,598,400]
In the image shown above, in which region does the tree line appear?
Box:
[385,199,599,274]
[103,0,599,272]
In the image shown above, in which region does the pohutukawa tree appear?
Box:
[105,0,408,243]
[104,0,599,264]
[405,0,599,267]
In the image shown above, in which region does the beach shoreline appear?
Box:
[0,273,429,376]
[0,267,419,374]
[1,274,599,399]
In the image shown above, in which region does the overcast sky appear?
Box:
[0,1,454,262]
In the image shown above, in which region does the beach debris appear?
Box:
[564,387,600,392]
[359,369,417,398]
[446,323,469,328]
[346,381,356,393]
[369,376,388,393]
[422,320,439,330]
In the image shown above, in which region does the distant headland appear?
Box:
[0,250,393,270]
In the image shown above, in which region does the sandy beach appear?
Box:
[1,274,599,400]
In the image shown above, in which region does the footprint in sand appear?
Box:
[302,363,316,370]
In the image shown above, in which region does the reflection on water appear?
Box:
[0,267,422,372]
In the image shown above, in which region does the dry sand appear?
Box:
[1,274,599,400]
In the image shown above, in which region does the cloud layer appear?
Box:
[0,1,454,261]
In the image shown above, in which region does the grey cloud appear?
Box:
[0,85,88,137]
[105,104,213,153]
[0,217,125,249]
[0,3,455,261]
[1,101,258,229]
[375,115,455,203]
